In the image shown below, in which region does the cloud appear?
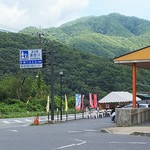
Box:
[0,0,89,30]
[0,0,149,31]
[0,2,28,30]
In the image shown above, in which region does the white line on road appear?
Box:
[83,129,97,132]
[68,130,82,133]
[68,129,97,133]
[14,120,22,123]
[57,144,76,149]
[57,139,87,149]
[9,130,18,132]
[22,124,30,127]
[109,142,147,145]
[25,119,32,122]
[2,121,10,124]
[39,119,47,122]
[75,139,87,145]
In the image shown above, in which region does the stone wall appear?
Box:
[115,108,150,126]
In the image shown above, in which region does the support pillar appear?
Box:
[132,63,137,108]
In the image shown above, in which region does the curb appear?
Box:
[100,128,112,134]
[100,128,150,137]
[130,132,150,137]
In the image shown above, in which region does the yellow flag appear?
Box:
[46,96,50,113]
[26,99,30,105]
[65,94,68,111]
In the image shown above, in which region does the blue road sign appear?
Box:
[20,50,29,60]
[20,49,42,69]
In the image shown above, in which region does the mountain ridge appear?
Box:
[20,13,150,58]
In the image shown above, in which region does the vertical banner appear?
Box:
[81,95,85,110]
[65,94,68,112]
[75,94,81,110]
[65,94,68,121]
[93,94,98,108]
[89,93,94,108]
[46,95,50,113]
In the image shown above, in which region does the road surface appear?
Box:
[0,117,150,150]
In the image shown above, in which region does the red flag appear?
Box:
[93,94,98,108]
[89,93,94,108]
[81,95,85,110]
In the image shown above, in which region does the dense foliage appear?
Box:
[0,32,149,99]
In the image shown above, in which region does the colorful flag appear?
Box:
[26,99,30,105]
[93,94,98,108]
[81,95,85,110]
[65,94,68,111]
[89,93,94,108]
[46,95,50,113]
[75,94,81,110]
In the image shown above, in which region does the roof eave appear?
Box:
[114,60,150,64]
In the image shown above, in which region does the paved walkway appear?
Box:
[101,122,150,137]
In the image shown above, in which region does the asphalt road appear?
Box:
[0,117,150,150]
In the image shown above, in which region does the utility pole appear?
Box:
[34,28,55,121]
[51,46,55,121]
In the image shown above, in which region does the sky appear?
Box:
[0,0,150,31]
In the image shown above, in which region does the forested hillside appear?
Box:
[21,13,150,58]
[0,32,150,103]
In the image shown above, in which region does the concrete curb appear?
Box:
[100,127,150,137]
[100,128,112,134]
[131,132,150,137]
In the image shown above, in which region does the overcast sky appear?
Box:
[0,0,150,31]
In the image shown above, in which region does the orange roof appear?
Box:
[113,46,150,69]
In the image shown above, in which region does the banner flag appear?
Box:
[75,94,81,110]
[89,93,94,108]
[46,95,50,113]
[26,99,30,105]
[81,95,85,110]
[93,94,98,108]
[65,94,68,111]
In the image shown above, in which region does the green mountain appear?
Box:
[21,13,150,58]
[0,32,150,102]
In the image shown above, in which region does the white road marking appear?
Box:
[68,129,97,133]
[2,121,10,124]
[83,129,97,132]
[25,119,32,122]
[57,139,86,149]
[75,139,87,145]
[9,130,18,132]
[57,144,76,149]
[109,142,147,145]
[22,124,30,127]
[14,120,22,123]
[68,130,82,133]
[39,119,47,122]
